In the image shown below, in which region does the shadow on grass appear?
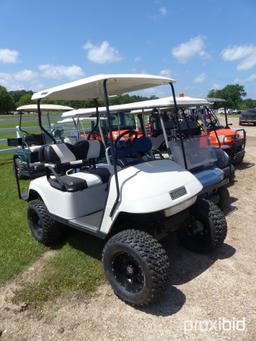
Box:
[63,228,104,260]
[61,227,235,317]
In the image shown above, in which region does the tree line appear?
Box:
[0,83,255,114]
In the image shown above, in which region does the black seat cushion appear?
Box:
[25,134,45,146]
[48,175,87,192]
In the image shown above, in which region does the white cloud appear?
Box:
[83,40,122,64]
[160,69,172,78]
[38,64,84,80]
[0,70,40,90]
[14,69,38,82]
[159,7,167,16]
[194,72,206,83]
[221,44,256,71]
[172,36,210,63]
[0,48,19,63]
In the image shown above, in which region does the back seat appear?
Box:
[39,140,110,192]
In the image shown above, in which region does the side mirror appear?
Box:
[7,138,23,147]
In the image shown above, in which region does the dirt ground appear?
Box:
[1,117,256,341]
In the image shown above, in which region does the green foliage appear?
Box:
[9,90,33,108]
[208,84,247,109]
[238,98,256,110]
[0,86,15,113]
[17,93,33,107]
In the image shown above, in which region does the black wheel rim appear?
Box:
[186,219,209,241]
[111,252,145,293]
[29,210,43,240]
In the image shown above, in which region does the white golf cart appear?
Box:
[18,74,227,306]
[9,104,73,179]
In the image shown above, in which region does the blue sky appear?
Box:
[0,0,256,99]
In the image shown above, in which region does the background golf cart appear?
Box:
[9,104,73,179]
[17,74,227,306]
[206,98,246,165]
[79,96,231,210]
[60,107,143,143]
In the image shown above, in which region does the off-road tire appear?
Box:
[218,187,230,211]
[28,199,62,246]
[232,154,245,165]
[102,229,170,306]
[178,198,227,253]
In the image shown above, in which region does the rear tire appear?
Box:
[102,229,170,306]
[178,198,227,253]
[27,199,62,246]
[218,187,230,210]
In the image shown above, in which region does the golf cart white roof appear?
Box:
[57,116,107,124]
[207,97,226,103]
[32,74,175,101]
[61,95,210,119]
[16,104,74,112]
[109,96,210,112]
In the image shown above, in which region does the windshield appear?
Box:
[110,112,137,130]
[150,108,217,170]
[203,109,224,129]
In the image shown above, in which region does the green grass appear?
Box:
[13,240,105,306]
[0,120,59,129]
[0,153,105,303]
[0,155,46,283]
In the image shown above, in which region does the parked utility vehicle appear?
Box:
[205,98,246,164]
[15,74,227,306]
[8,104,73,179]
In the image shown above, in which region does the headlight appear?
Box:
[223,136,233,144]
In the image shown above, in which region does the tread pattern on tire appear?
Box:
[28,199,62,246]
[218,187,230,211]
[102,229,170,306]
[179,198,227,253]
[206,200,227,249]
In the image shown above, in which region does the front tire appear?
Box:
[102,229,170,306]
[27,199,62,246]
[218,187,230,210]
[178,198,227,253]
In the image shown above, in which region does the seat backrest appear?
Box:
[39,140,105,164]
[114,136,152,158]
[24,133,45,146]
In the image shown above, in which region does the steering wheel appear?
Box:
[114,129,138,149]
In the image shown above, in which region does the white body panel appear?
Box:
[29,176,108,219]
[100,160,202,233]
[28,160,202,233]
